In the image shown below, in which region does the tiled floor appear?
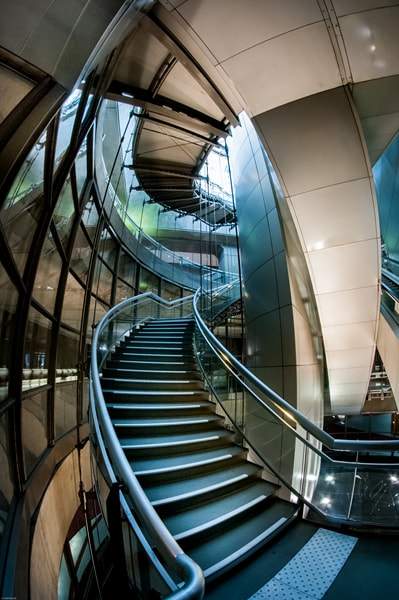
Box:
[204,520,399,600]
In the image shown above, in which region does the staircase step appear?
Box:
[106,401,215,419]
[163,479,279,540]
[99,316,300,585]
[119,428,234,456]
[185,501,300,581]
[129,444,247,477]
[144,462,262,507]
[102,367,202,380]
[105,359,197,371]
[103,389,210,403]
[111,413,223,434]
[101,377,205,391]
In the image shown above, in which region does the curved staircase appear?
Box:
[100,317,300,583]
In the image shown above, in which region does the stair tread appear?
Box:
[144,462,261,504]
[163,479,279,539]
[185,501,299,579]
[119,428,232,449]
[130,445,246,475]
[112,414,221,427]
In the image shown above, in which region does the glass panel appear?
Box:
[61,272,85,330]
[0,409,14,544]
[5,129,46,210]
[0,265,18,401]
[70,225,92,284]
[118,252,136,288]
[99,232,117,269]
[80,196,99,243]
[139,267,159,295]
[23,307,52,390]
[0,64,34,124]
[32,231,62,314]
[56,328,79,380]
[1,140,46,274]
[115,279,134,304]
[75,140,88,198]
[161,280,181,301]
[53,177,75,251]
[93,259,113,305]
[22,389,48,476]
[54,89,82,172]
[55,383,77,439]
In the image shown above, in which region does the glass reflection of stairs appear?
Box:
[101,317,300,582]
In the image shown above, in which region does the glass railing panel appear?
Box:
[194,288,399,528]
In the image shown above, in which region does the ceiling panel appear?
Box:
[220,22,341,116]
[340,6,399,82]
[176,0,323,64]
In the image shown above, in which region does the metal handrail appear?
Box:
[90,292,205,600]
[193,288,399,455]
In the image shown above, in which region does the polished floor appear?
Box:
[204,519,399,600]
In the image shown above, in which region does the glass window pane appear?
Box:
[75,140,88,198]
[0,265,18,400]
[70,225,92,284]
[0,409,14,545]
[54,89,82,172]
[81,197,99,243]
[139,267,159,295]
[32,232,63,314]
[118,252,136,288]
[61,273,85,330]
[115,279,134,304]
[1,144,46,275]
[23,308,52,390]
[22,389,48,476]
[99,233,117,270]
[161,281,181,301]
[93,259,113,305]
[5,128,46,208]
[53,177,76,251]
[55,383,77,439]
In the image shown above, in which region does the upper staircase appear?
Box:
[100,316,300,583]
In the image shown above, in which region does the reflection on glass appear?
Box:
[55,383,77,439]
[74,140,88,198]
[115,279,134,304]
[139,267,159,295]
[55,329,81,438]
[53,176,76,251]
[118,252,136,288]
[70,225,92,284]
[22,389,48,476]
[32,233,62,314]
[23,307,52,389]
[5,129,46,209]
[54,89,82,173]
[81,197,99,243]
[61,272,85,330]
[0,265,18,400]
[0,410,14,543]
[93,260,113,305]
[1,135,46,274]
[161,281,180,301]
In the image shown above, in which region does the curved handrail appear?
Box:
[90,292,205,600]
[194,288,399,454]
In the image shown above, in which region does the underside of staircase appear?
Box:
[100,317,300,587]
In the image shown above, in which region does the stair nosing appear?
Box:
[174,494,269,541]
